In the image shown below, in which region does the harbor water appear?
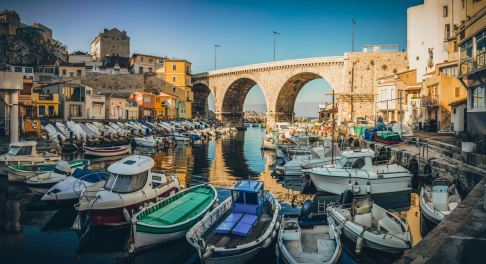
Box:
[0,127,423,264]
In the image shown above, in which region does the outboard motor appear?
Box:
[341,189,355,208]
[300,200,313,218]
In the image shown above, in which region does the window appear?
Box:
[444,42,448,52]
[25,68,32,73]
[245,192,258,205]
[445,24,450,38]
[141,57,144,62]
[46,68,53,73]
[462,0,465,9]
[8,146,32,156]
[39,105,46,115]
[453,41,458,52]
[186,78,190,86]
[111,107,115,116]
[77,70,82,76]
[443,6,448,17]
[70,105,81,117]
[476,30,486,55]
[460,39,474,61]
[144,110,150,116]
[144,96,151,102]
[472,86,484,110]
[172,87,177,93]
[139,67,143,73]
[62,69,66,75]
[14,67,22,72]
[172,76,177,82]
[390,89,395,99]
[104,171,148,193]
[416,56,419,61]
[186,65,190,74]
[48,105,54,115]
[232,190,244,203]
[158,110,163,116]
[156,97,160,103]
[172,64,177,70]
[70,72,74,77]
[158,60,164,64]
[455,87,461,97]
[149,68,153,72]
[149,58,153,63]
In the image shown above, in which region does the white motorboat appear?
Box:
[79,123,98,139]
[303,149,412,196]
[7,159,89,183]
[74,155,182,226]
[328,196,412,253]
[420,179,461,225]
[44,124,66,140]
[278,201,341,264]
[42,168,109,207]
[0,141,61,174]
[26,160,73,195]
[278,143,341,176]
[186,180,280,264]
[66,121,82,140]
[134,136,163,147]
[167,133,191,142]
[56,122,72,138]
[86,123,101,136]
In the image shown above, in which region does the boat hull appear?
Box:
[27,181,60,195]
[84,145,129,157]
[309,173,411,195]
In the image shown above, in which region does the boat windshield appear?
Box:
[7,146,32,156]
[336,157,365,169]
[104,171,148,193]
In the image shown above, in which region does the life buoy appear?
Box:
[31,121,39,129]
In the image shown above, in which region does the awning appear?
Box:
[405,87,421,91]
[448,97,467,106]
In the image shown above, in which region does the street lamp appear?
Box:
[215,45,220,70]
[273,31,280,61]
[352,20,356,52]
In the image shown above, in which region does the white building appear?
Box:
[3,64,34,79]
[68,51,100,67]
[85,86,106,119]
[407,0,463,82]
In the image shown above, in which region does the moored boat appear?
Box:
[0,141,61,174]
[327,196,412,254]
[278,200,341,264]
[131,184,218,252]
[83,145,130,157]
[186,180,280,264]
[7,159,89,183]
[41,168,109,208]
[74,155,182,226]
[25,160,74,195]
[420,179,461,225]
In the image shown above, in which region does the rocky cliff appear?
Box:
[0,31,67,65]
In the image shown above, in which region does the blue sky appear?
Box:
[4,0,423,116]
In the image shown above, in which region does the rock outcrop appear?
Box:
[0,31,67,65]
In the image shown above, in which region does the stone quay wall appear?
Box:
[80,73,165,94]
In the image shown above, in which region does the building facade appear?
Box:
[91,28,130,61]
[104,94,128,120]
[59,62,86,78]
[35,59,59,81]
[129,54,166,74]
[158,59,193,119]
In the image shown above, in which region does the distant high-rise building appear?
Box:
[91,28,130,61]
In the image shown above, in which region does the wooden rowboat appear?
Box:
[83,145,130,157]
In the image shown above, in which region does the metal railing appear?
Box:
[460,58,474,75]
[420,95,439,107]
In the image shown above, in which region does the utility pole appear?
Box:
[215,45,220,70]
[273,31,280,61]
[352,20,356,52]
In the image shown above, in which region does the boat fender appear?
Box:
[263,237,272,248]
[275,242,280,257]
[274,221,280,231]
[149,202,154,206]
[271,230,277,240]
[353,182,360,193]
[355,236,364,254]
[202,246,215,260]
[347,180,352,191]
[366,181,371,194]
[123,208,131,222]
[128,243,135,254]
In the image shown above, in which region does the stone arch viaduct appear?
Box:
[192,52,409,128]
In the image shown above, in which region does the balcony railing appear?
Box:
[420,95,439,107]
[460,58,474,75]
[38,94,54,101]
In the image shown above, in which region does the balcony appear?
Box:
[38,94,54,101]
[420,95,439,107]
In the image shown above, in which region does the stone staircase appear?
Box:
[439,123,452,133]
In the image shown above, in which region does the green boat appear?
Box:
[131,184,217,252]
[7,160,90,183]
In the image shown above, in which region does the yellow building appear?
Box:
[59,62,86,78]
[130,54,166,74]
[31,93,60,117]
[156,59,193,119]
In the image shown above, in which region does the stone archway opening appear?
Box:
[274,72,334,123]
[192,83,213,119]
[220,78,266,128]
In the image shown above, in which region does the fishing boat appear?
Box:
[0,141,61,174]
[420,179,461,225]
[7,159,89,183]
[74,155,182,226]
[303,149,411,196]
[277,143,341,176]
[83,144,130,157]
[167,133,191,142]
[186,180,280,264]
[130,184,218,252]
[134,136,163,147]
[328,196,412,253]
[26,160,74,195]
[42,168,109,208]
[278,200,341,264]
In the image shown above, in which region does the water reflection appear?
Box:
[0,128,423,264]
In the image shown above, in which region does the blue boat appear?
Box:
[186,180,281,264]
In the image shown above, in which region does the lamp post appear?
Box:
[273,31,280,61]
[215,45,220,70]
[352,20,356,52]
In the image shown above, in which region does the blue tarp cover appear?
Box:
[72,169,109,183]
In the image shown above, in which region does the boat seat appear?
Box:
[215,213,243,234]
[232,214,258,236]
[354,198,371,215]
[378,218,402,235]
